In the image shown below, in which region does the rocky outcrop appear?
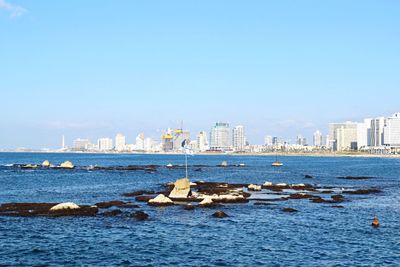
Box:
[169,178,191,199]
[148,194,174,207]
[343,189,381,195]
[248,184,262,191]
[95,200,127,209]
[212,211,229,218]
[282,208,298,213]
[102,209,123,217]
[199,196,218,208]
[338,176,375,180]
[131,211,149,221]
[59,161,74,169]
[42,160,51,168]
[50,202,80,211]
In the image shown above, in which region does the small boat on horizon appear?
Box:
[272,153,283,167]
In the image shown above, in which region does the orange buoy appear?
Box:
[372,216,380,228]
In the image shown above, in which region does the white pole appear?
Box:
[185,152,188,178]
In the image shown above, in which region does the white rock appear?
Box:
[50,202,80,211]
[149,194,173,204]
[248,184,262,191]
[276,183,287,187]
[169,178,191,199]
[199,196,214,205]
[264,181,273,186]
[60,161,74,169]
[294,184,305,187]
[42,160,51,167]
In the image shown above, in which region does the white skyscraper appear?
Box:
[329,122,358,151]
[97,138,113,151]
[233,125,246,152]
[197,131,209,152]
[135,133,145,151]
[384,113,400,148]
[115,133,126,151]
[73,138,90,150]
[357,118,372,149]
[313,130,322,147]
[370,117,385,147]
[264,135,273,146]
[210,122,231,151]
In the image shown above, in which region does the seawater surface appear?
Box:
[0,153,399,266]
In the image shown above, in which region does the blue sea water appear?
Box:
[0,152,399,266]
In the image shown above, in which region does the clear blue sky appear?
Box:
[1,0,399,149]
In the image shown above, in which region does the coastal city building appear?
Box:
[97,138,113,151]
[313,130,322,147]
[197,131,209,152]
[135,133,145,151]
[115,133,126,151]
[173,129,190,152]
[73,138,91,151]
[232,125,246,152]
[357,119,372,150]
[329,122,358,151]
[384,113,400,149]
[370,117,386,148]
[210,122,231,151]
[264,135,273,146]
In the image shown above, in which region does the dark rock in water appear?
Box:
[343,189,381,195]
[131,211,149,221]
[289,193,313,200]
[194,168,203,172]
[254,202,277,206]
[304,175,314,179]
[184,204,195,211]
[0,203,98,217]
[212,211,229,218]
[310,197,330,203]
[282,208,298,213]
[338,176,375,180]
[320,190,334,194]
[331,195,345,203]
[96,200,127,209]
[331,205,345,209]
[120,204,140,209]
[123,190,155,197]
[135,196,154,202]
[102,209,123,217]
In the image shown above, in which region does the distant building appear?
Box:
[210,122,231,151]
[232,125,246,152]
[162,129,174,152]
[370,117,385,147]
[296,135,307,146]
[384,113,400,148]
[73,138,90,150]
[173,129,190,152]
[197,131,209,152]
[264,135,273,146]
[313,130,322,147]
[97,138,113,151]
[115,133,126,151]
[329,122,358,151]
[357,119,372,150]
[135,133,145,151]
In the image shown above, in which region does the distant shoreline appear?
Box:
[0,151,399,158]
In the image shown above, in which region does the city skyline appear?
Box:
[1,1,400,149]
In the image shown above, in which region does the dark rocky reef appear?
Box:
[338,176,375,180]
[282,208,298,213]
[0,203,98,217]
[130,211,149,221]
[212,211,229,218]
[343,188,381,195]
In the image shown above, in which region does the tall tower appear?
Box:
[62,135,65,150]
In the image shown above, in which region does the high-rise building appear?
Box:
[384,113,400,147]
[135,133,145,151]
[264,135,273,146]
[329,122,358,151]
[313,130,322,147]
[115,133,126,151]
[210,122,231,151]
[370,117,385,147]
[197,131,209,152]
[73,138,90,150]
[162,129,174,152]
[357,119,372,149]
[173,129,190,152]
[296,135,307,146]
[232,125,246,152]
[97,138,113,151]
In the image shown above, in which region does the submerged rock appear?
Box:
[148,194,174,207]
[102,209,123,217]
[338,176,375,180]
[343,189,381,195]
[282,208,298,213]
[135,196,155,202]
[304,175,314,179]
[212,211,229,218]
[95,200,127,209]
[131,211,149,221]
[184,204,195,211]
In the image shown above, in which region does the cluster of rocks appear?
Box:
[18,160,75,169]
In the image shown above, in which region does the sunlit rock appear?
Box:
[60,161,74,169]
[42,160,51,168]
[148,194,174,206]
[248,184,262,191]
[50,202,80,211]
[169,178,191,199]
